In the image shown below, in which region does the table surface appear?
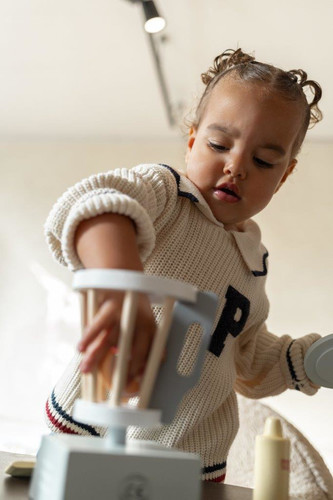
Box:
[1,451,253,500]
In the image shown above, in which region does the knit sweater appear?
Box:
[44,163,320,481]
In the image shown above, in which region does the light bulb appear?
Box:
[144,16,166,33]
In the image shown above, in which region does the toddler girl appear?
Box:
[45,48,323,482]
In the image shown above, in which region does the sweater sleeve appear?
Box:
[234,322,321,398]
[44,164,177,270]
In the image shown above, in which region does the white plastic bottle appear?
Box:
[253,417,290,500]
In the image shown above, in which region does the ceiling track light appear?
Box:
[142,0,166,34]
[123,0,176,127]
[125,0,166,34]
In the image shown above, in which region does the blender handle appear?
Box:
[304,334,333,389]
[149,290,219,424]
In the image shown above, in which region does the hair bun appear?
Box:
[201,48,255,85]
[287,69,323,127]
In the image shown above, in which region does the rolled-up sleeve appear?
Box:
[44,164,177,270]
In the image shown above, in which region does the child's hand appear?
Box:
[78,290,156,383]
[74,212,155,389]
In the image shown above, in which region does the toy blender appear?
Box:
[30,269,219,500]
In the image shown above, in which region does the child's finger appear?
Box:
[80,327,119,372]
[128,324,155,379]
[99,348,117,391]
[78,299,120,352]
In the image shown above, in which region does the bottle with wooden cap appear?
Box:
[253,416,290,500]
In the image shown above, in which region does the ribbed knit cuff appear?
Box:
[282,333,321,394]
[61,190,156,271]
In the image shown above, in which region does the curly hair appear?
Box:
[191,48,323,157]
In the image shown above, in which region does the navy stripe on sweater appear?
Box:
[203,461,227,474]
[50,390,101,436]
[159,164,199,202]
[252,252,269,277]
[286,341,301,391]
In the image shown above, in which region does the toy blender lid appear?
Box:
[304,334,333,388]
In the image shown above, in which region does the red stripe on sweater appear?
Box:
[45,399,78,435]
[208,474,226,483]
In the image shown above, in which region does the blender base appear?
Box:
[29,433,202,500]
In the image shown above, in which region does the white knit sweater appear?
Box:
[44,163,320,480]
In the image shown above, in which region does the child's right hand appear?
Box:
[74,212,155,385]
[78,289,156,383]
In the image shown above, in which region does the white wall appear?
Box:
[0,140,185,453]
[254,141,333,473]
[0,139,332,471]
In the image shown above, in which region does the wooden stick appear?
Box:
[109,291,138,407]
[79,291,89,400]
[138,297,175,409]
[80,289,99,402]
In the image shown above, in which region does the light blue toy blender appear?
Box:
[30,269,219,500]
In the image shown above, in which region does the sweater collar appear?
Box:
[177,170,268,276]
[179,174,226,226]
[230,220,268,277]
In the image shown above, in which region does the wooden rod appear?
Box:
[109,291,138,407]
[79,291,88,400]
[138,297,175,409]
[81,289,99,402]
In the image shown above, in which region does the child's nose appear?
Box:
[223,155,247,179]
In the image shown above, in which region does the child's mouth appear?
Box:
[214,183,241,203]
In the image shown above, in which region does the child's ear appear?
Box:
[185,127,197,163]
[274,159,297,193]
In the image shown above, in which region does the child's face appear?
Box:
[185,78,301,229]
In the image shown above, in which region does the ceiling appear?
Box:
[1,0,332,141]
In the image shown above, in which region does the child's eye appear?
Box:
[208,141,228,151]
[254,157,274,168]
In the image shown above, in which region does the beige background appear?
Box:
[0,138,332,472]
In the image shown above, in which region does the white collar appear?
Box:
[176,169,269,276]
